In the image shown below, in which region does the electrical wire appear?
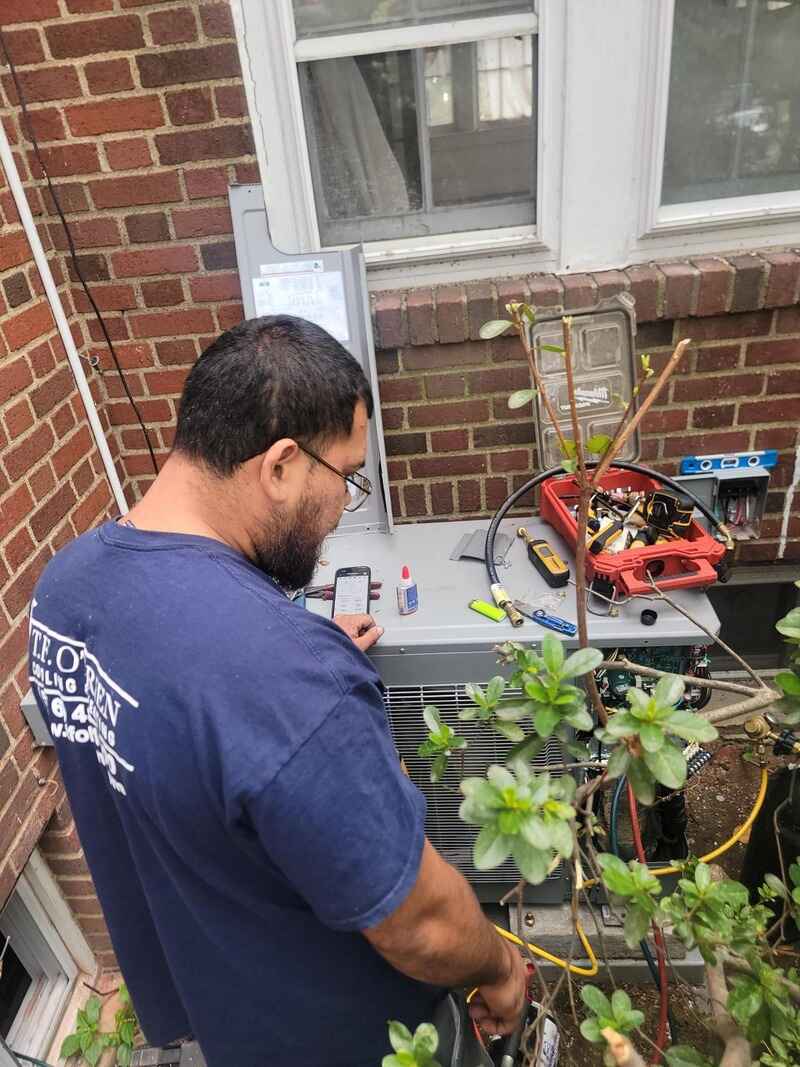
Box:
[0,29,159,478]
[493,919,599,977]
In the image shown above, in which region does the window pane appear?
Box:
[663,0,800,206]
[299,35,536,242]
[293,0,532,39]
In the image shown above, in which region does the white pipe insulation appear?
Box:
[0,122,129,516]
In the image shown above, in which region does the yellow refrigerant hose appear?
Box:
[482,767,769,981]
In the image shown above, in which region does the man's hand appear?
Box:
[468,940,528,1036]
[334,613,384,652]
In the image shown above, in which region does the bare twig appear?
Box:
[598,659,759,697]
[593,338,691,484]
[701,688,780,726]
[706,960,752,1067]
[511,307,570,458]
[647,578,767,690]
[602,1028,648,1067]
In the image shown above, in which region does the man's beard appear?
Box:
[251,494,326,592]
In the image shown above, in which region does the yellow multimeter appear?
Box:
[517,528,570,588]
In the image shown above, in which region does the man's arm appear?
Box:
[363,839,527,1035]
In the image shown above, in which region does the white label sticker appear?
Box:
[252,270,349,343]
[259,259,324,276]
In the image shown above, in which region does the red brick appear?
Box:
[562,273,596,311]
[156,339,197,365]
[766,369,800,395]
[200,2,234,37]
[215,85,247,119]
[625,265,661,322]
[189,274,240,303]
[42,182,88,215]
[106,399,172,427]
[756,427,797,451]
[402,341,487,372]
[30,483,77,542]
[155,125,253,166]
[746,338,800,367]
[660,262,698,319]
[30,367,72,418]
[149,7,198,44]
[379,408,401,431]
[677,311,772,343]
[496,279,529,308]
[691,405,735,430]
[776,307,800,334]
[3,303,53,351]
[129,308,214,339]
[172,205,232,238]
[217,303,243,331]
[728,254,766,312]
[4,423,55,484]
[66,96,164,137]
[410,454,486,477]
[407,291,436,347]
[49,217,120,251]
[137,44,240,88]
[694,344,741,373]
[235,162,259,183]
[4,527,35,571]
[85,58,134,95]
[200,241,236,271]
[378,378,421,403]
[2,67,82,108]
[764,253,800,308]
[692,257,733,316]
[46,15,144,59]
[641,408,688,433]
[87,316,128,342]
[408,399,489,428]
[0,230,33,273]
[457,480,481,512]
[124,212,170,244]
[435,287,467,344]
[2,29,45,67]
[468,366,530,395]
[2,0,60,22]
[402,484,427,518]
[592,270,628,300]
[91,172,182,209]
[71,480,112,534]
[23,106,67,144]
[4,397,34,440]
[66,0,114,11]
[430,482,454,515]
[103,137,152,172]
[474,422,535,448]
[0,483,34,537]
[165,88,213,127]
[144,368,189,395]
[53,427,92,479]
[431,429,469,452]
[27,143,100,179]
[490,449,530,472]
[141,279,184,308]
[0,358,33,405]
[528,274,563,309]
[112,246,198,278]
[673,373,762,402]
[184,166,229,200]
[738,399,799,424]
[385,433,426,457]
[662,431,751,457]
[425,374,466,400]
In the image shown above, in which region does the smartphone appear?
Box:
[331,566,371,617]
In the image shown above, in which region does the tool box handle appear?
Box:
[618,556,718,597]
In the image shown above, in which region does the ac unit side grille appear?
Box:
[384,682,566,887]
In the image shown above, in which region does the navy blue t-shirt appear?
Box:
[28,522,441,1067]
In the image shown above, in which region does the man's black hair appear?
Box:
[173,315,374,475]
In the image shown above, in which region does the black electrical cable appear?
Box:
[0,29,159,478]
[484,460,730,588]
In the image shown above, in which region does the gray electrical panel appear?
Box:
[228,183,392,536]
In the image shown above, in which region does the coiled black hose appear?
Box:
[484,460,729,588]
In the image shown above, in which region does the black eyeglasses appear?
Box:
[297,443,372,512]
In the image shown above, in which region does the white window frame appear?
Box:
[233,0,564,286]
[233,0,800,285]
[1,850,95,1058]
[634,0,800,251]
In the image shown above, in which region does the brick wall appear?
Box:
[371,261,800,564]
[0,154,119,965]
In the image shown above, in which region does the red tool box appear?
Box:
[540,469,726,597]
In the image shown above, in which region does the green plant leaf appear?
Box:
[643,743,687,790]
[563,706,594,731]
[430,753,448,783]
[586,434,613,455]
[117,1046,132,1067]
[776,608,800,640]
[506,733,545,769]
[764,873,789,900]
[382,1056,414,1067]
[80,1032,93,1056]
[85,997,102,1026]
[474,826,513,869]
[727,975,764,1027]
[539,343,565,353]
[605,744,631,779]
[664,1048,714,1067]
[627,758,656,805]
[413,1023,439,1057]
[541,633,565,676]
[624,905,651,948]
[86,1039,105,1067]
[610,989,633,1019]
[639,722,665,753]
[695,863,712,892]
[561,458,577,474]
[486,676,506,704]
[663,710,718,743]
[422,706,441,733]
[493,720,526,742]
[479,319,513,339]
[388,1021,414,1054]
[579,1018,603,1043]
[534,704,561,739]
[488,765,515,789]
[561,646,603,679]
[496,701,531,722]
[653,674,684,709]
[508,388,538,410]
[61,1034,82,1060]
[580,985,612,1018]
[776,671,800,697]
[559,438,577,458]
[512,838,551,884]
[598,854,635,896]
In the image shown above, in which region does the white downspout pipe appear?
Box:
[0,124,128,515]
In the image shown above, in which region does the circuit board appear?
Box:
[595,645,710,711]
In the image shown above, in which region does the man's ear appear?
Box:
[258,438,303,503]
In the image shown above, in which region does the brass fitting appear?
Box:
[744,715,773,742]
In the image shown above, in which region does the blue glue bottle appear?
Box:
[396,565,418,615]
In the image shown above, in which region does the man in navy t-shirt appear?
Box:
[28,316,526,1067]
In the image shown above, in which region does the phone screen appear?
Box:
[333,572,370,615]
